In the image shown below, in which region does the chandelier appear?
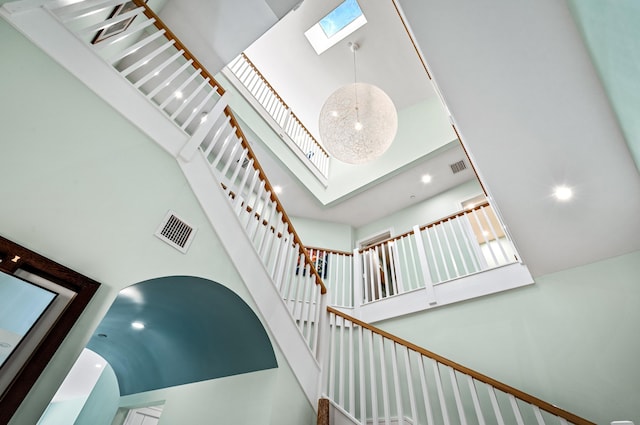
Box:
[319,43,397,165]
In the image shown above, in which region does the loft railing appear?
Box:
[325,307,595,425]
[44,0,326,354]
[357,201,517,304]
[305,202,519,310]
[225,53,330,182]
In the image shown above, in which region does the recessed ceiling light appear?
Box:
[421,174,432,184]
[131,321,145,330]
[553,185,573,201]
[174,91,183,99]
[273,185,283,194]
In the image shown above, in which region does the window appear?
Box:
[305,0,367,55]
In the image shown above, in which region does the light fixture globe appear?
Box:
[319,82,397,164]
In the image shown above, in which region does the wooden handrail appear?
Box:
[305,246,353,257]
[327,307,595,425]
[226,108,326,294]
[131,0,325,294]
[358,202,492,253]
[238,53,329,158]
[132,0,224,97]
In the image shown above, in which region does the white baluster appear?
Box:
[353,249,363,307]
[432,362,451,425]
[348,321,355,415]
[338,316,345,407]
[467,376,486,425]
[433,225,453,280]
[532,406,546,425]
[423,227,443,283]
[487,387,506,425]
[368,330,379,425]
[402,347,418,425]
[328,312,337,400]
[449,368,467,425]
[390,342,404,425]
[417,355,435,425]
[378,336,391,425]
[454,216,482,273]
[448,218,469,276]
[358,325,366,425]
[508,394,525,425]
[413,226,437,305]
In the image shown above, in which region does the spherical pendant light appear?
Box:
[319,82,397,164]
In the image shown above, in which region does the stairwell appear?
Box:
[0,1,597,424]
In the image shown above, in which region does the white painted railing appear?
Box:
[305,203,519,310]
[357,202,517,305]
[325,307,594,425]
[44,0,327,356]
[225,53,330,181]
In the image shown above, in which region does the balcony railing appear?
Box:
[306,202,519,311]
[225,53,330,183]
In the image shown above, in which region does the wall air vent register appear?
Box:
[155,211,197,253]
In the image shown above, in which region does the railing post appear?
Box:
[412,225,438,305]
[352,248,363,315]
[316,296,331,400]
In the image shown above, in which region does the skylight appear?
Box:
[319,0,363,37]
[305,0,367,55]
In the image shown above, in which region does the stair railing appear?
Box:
[225,53,330,181]
[325,307,595,425]
[45,0,327,355]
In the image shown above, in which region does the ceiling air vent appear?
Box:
[155,211,197,254]
[450,160,467,174]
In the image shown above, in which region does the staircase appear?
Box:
[0,1,595,423]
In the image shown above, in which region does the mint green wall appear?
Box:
[568,0,640,171]
[355,179,482,242]
[0,19,313,425]
[74,364,119,425]
[290,217,353,251]
[377,250,640,425]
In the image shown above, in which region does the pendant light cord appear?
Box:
[351,42,360,123]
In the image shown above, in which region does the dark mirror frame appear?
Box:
[0,235,100,424]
